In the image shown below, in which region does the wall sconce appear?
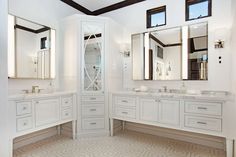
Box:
[120,43,130,57]
[215,40,224,49]
[166,62,172,76]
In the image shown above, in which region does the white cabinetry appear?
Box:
[9,93,76,139]
[35,98,60,127]
[140,98,158,122]
[159,100,180,126]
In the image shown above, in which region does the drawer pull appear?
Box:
[22,107,27,110]
[65,113,69,116]
[197,121,207,125]
[197,107,207,110]
[35,101,39,104]
[90,109,97,111]
[90,122,97,125]
[122,112,128,114]
[23,122,27,126]
[65,101,68,104]
[122,100,128,103]
[90,97,96,100]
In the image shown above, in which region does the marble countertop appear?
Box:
[111,90,234,102]
[8,90,76,101]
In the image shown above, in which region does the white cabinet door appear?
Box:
[159,100,180,126]
[140,98,158,122]
[35,98,60,127]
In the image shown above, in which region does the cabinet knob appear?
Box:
[23,123,27,126]
[23,107,27,110]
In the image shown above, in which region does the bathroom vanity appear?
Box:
[110,91,234,157]
[8,91,77,140]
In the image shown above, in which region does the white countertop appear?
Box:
[8,90,76,101]
[111,90,234,102]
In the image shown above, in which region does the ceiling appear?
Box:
[73,0,124,11]
[61,0,146,15]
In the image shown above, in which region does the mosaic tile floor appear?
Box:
[14,131,225,157]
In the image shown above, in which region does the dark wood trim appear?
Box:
[15,24,50,34]
[149,34,165,47]
[61,0,145,16]
[36,27,50,33]
[15,24,37,33]
[84,33,102,40]
[61,0,93,15]
[165,43,182,47]
[185,0,212,21]
[93,0,145,15]
[147,6,166,29]
[149,34,181,47]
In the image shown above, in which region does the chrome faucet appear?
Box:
[162,86,167,92]
[32,86,39,93]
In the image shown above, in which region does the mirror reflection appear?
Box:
[132,27,182,80]
[132,22,208,81]
[82,23,103,92]
[187,23,208,80]
[8,15,56,79]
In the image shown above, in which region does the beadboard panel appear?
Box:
[125,122,225,149]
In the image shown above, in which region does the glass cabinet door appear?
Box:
[82,22,104,93]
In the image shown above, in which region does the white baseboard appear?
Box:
[77,131,110,138]
[13,127,58,149]
[125,122,225,150]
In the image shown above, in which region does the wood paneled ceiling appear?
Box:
[61,0,146,15]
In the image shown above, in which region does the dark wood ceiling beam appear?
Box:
[61,0,93,15]
[92,0,146,15]
[149,34,165,47]
[61,0,146,16]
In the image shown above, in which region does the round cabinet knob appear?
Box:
[23,122,27,126]
[23,107,27,110]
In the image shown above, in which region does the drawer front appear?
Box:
[185,101,222,116]
[16,102,32,116]
[184,115,222,132]
[115,108,136,119]
[82,118,105,130]
[114,96,136,107]
[61,96,73,108]
[82,96,104,102]
[82,105,104,117]
[17,116,32,132]
[61,108,73,120]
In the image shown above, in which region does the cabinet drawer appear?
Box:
[115,108,136,119]
[82,96,104,102]
[185,101,222,116]
[61,96,73,108]
[82,118,104,130]
[17,116,32,132]
[184,115,222,132]
[16,102,32,116]
[82,105,104,117]
[61,108,73,120]
[114,96,136,107]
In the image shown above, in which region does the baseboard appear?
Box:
[125,122,225,150]
[13,127,58,149]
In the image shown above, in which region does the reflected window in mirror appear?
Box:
[8,15,56,79]
[186,0,212,21]
[187,23,208,80]
[147,6,166,28]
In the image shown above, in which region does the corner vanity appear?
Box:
[110,91,234,157]
[8,91,77,150]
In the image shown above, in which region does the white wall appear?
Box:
[8,0,80,94]
[0,0,10,157]
[102,0,233,91]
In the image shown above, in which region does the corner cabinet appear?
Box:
[78,17,109,137]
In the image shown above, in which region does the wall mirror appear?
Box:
[132,22,208,81]
[8,15,56,79]
[132,27,182,80]
[81,22,104,92]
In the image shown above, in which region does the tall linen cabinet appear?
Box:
[59,14,123,137]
